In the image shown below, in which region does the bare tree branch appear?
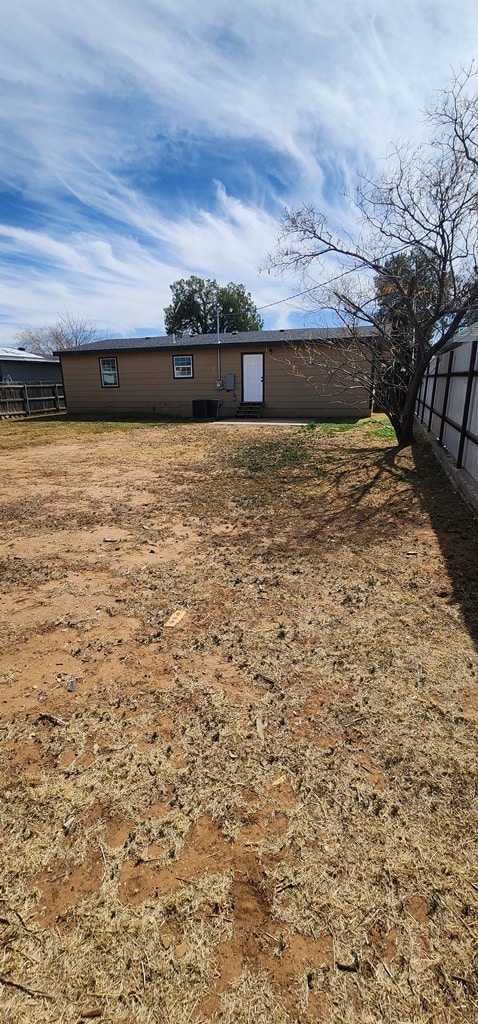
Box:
[15,314,100,356]
[268,70,478,447]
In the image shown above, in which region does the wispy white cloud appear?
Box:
[0,0,477,342]
[0,187,291,338]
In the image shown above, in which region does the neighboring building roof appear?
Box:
[0,347,59,363]
[440,322,478,353]
[57,326,376,356]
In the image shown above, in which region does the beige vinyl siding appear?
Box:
[62,350,234,417]
[263,345,370,417]
[61,343,370,419]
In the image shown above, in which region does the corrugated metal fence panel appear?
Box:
[423,367,435,407]
[451,342,472,372]
[442,420,461,460]
[468,377,478,436]
[441,350,452,374]
[463,436,478,479]
[447,375,468,424]
[415,335,478,483]
[430,410,443,437]
[433,375,447,417]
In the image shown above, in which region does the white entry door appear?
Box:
[243,353,264,402]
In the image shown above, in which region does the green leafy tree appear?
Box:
[269,70,478,448]
[372,249,454,421]
[375,250,451,348]
[164,276,264,336]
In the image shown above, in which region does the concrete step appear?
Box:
[235,403,263,420]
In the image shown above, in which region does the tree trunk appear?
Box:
[393,410,416,449]
[391,358,430,449]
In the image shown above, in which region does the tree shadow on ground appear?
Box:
[299,433,478,648]
[301,441,427,545]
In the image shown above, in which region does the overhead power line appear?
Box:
[257,287,317,311]
[257,264,360,312]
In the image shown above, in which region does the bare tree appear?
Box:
[16,314,100,356]
[269,69,478,447]
[428,66,478,173]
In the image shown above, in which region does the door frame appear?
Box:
[242,352,264,403]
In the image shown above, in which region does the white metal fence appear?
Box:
[416,330,478,482]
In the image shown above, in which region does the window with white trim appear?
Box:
[99,357,119,387]
[173,354,193,378]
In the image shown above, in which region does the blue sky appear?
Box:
[1,0,477,345]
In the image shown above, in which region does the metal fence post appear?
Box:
[438,350,454,446]
[428,358,439,433]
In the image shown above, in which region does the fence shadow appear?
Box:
[411,436,478,648]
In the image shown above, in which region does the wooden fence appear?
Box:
[0,383,65,417]
[416,333,478,483]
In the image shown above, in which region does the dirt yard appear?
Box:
[1,415,477,1024]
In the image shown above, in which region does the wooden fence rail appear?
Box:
[0,383,65,417]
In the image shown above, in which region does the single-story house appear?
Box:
[0,348,62,384]
[58,328,373,420]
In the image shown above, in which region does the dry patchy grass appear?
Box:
[0,415,477,1023]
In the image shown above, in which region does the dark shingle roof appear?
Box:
[58,327,375,356]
